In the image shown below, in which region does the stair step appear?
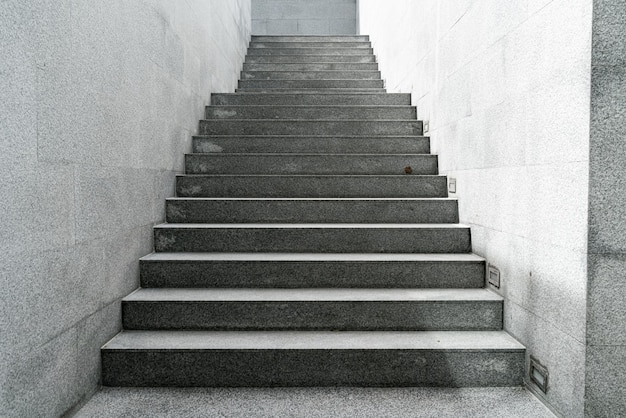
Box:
[241,70,381,80]
[235,88,387,94]
[184,153,436,175]
[250,42,372,49]
[122,288,502,331]
[139,252,486,289]
[243,63,379,71]
[101,330,525,387]
[247,48,374,56]
[101,34,527,391]
[205,106,415,120]
[212,93,410,106]
[245,55,377,63]
[192,136,429,154]
[238,79,384,89]
[252,35,370,42]
[176,174,447,198]
[199,120,422,136]
[153,224,472,253]
[165,198,458,223]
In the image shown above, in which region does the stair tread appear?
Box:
[193,135,427,138]
[140,252,484,262]
[216,92,405,96]
[166,197,455,201]
[177,174,444,177]
[207,105,412,108]
[201,118,419,121]
[242,69,379,72]
[124,288,501,302]
[103,330,523,351]
[235,89,387,93]
[186,153,430,156]
[153,223,471,229]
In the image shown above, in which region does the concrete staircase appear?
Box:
[101,35,525,387]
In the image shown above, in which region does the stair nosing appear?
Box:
[166,197,455,201]
[175,174,445,178]
[153,223,471,229]
[102,330,524,351]
[123,288,502,303]
[185,153,431,156]
[193,135,428,138]
[139,252,486,262]
[206,105,414,108]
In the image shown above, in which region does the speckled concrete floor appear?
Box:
[74,387,555,418]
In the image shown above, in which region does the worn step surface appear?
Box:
[238,79,384,89]
[176,175,447,198]
[101,330,525,387]
[247,48,374,56]
[205,106,415,120]
[165,198,457,224]
[139,253,486,289]
[122,288,502,331]
[153,224,472,253]
[245,55,377,63]
[243,62,379,71]
[199,120,422,136]
[184,154,435,175]
[211,93,408,106]
[192,136,430,154]
[241,70,381,80]
[250,42,372,49]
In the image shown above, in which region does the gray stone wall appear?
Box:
[252,0,356,35]
[0,1,250,415]
[586,0,626,416]
[359,1,592,416]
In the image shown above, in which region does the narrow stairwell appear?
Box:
[101,35,525,388]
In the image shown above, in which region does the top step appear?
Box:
[250,42,371,49]
[252,35,370,43]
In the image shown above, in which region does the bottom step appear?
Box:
[102,331,524,387]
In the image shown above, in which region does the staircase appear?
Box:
[101,35,525,387]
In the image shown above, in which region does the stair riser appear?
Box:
[252,36,370,42]
[140,259,485,289]
[241,71,381,80]
[246,55,377,63]
[153,227,471,253]
[192,136,430,154]
[205,106,415,120]
[244,63,379,71]
[176,176,447,198]
[122,301,502,331]
[211,93,410,106]
[184,154,436,175]
[166,199,457,223]
[102,350,524,387]
[238,80,384,89]
[248,48,374,56]
[250,42,372,49]
[199,120,423,136]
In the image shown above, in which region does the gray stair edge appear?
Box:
[139,252,484,262]
[122,288,503,302]
[102,330,524,350]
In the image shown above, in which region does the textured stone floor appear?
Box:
[74,387,555,417]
